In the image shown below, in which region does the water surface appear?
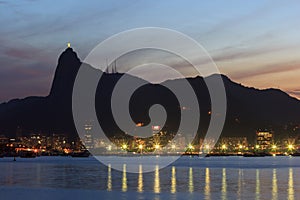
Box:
[0,156,299,200]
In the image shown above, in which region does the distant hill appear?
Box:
[1,47,300,142]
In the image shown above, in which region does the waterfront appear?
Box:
[0,156,299,199]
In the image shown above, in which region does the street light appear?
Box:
[154,144,160,150]
[188,144,194,150]
[122,144,128,150]
[221,144,227,150]
[204,144,210,154]
[288,144,294,150]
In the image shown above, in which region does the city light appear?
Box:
[288,144,294,150]
[2,131,299,156]
[152,126,161,131]
[136,123,144,127]
[63,148,70,154]
[122,144,128,150]
[221,144,227,150]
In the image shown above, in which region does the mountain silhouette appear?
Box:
[0,47,300,142]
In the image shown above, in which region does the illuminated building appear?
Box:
[51,134,67,150]
[83,123,94,149]
[256,131,273,150]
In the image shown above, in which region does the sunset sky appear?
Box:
[1,0,300,102]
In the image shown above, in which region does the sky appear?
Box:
[1,0,300,102]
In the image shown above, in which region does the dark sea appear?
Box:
[0,156,299,200]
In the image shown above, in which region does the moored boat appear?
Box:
[71,150,90,157]
[290,152,300,157]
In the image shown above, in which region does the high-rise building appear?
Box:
[83,122,94,149]
[256,131,273,150]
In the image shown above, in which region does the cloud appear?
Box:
[288,90,300,96]
[287,88,300,99]
[211,43,299,63]
[203,1,282,37]
[4,47,40,60]
[229,60,300,80]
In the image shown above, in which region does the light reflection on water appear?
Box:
[221,168,227,200]
[137,165,143,193]
[256,169,260,200]
[237,169,242,200]
[107,164,112,191]
[105,164,298,200]
[0,157,299,199]
[288,168,294,200]
[189,167,193,193]
[171,166,176,194]
[122,164,127,192]
[154,165,160,194]
[272,169,277,200]
[105,162,298,200]
[204,168,210,200]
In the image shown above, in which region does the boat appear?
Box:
[182,152,199,157]
[71,150,90,157]
[243,152,272,157]
[205,153,231,157]
[290,152,300,157]
[243,153,264,157]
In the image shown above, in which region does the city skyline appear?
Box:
[1,1,300,102]
[1,129,299,156]
[1,2,300,199]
